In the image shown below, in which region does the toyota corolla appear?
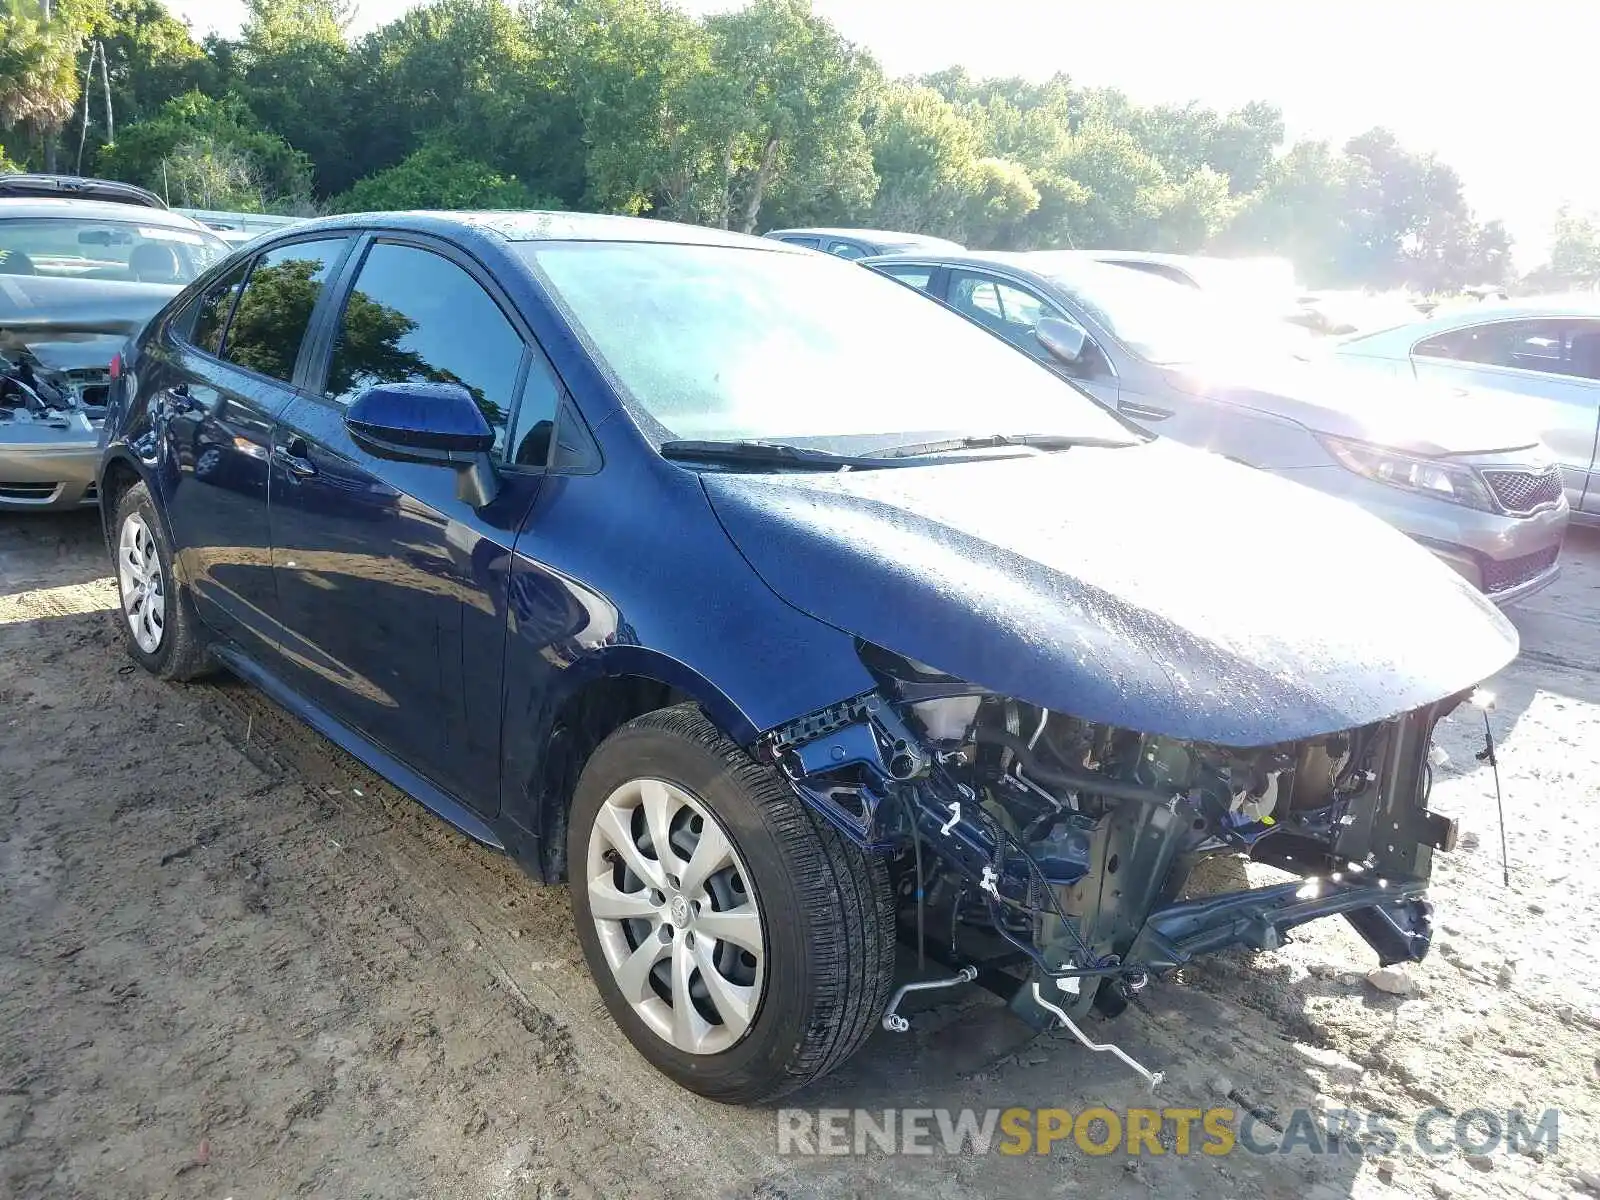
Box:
[99,212,1517,1102]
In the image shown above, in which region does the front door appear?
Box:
[267,236,555,814]
[942,269,1121,408]
[151,236,350,661]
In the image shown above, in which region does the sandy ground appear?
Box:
[2,510,1598,1200]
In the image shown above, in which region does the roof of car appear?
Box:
[0,197,221,232]
[863,249,1058,274]
[0,173,166,208]
[1411,294,1600,327]
[766,226,966,249]
[272,209,798,250]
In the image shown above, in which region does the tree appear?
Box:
[230,0,355,194]
[349,0,573,201]
[537,0,727,221]
[97,90,312,209]
[0,0,84,169]
[331,141,555,211]
[1531,207,1600,290]
[702,0,878,232]
[866,83,982,237]
[81,0,210,130]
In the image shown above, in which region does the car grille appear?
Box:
[1482,544,1560,594]
[1482,467,1563,514]
[0,481,60,501]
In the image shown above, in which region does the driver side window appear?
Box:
[948,271,1059,361]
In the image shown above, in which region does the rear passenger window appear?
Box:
[220,238,347,383]
[325,242,526,454]
[877,265,933,292]
[188,261,248,355]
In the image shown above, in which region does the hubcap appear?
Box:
[586,778,765,1055]
[117,512,165,655]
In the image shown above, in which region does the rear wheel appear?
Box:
[111,482,211,680]
[568,704,895,1102]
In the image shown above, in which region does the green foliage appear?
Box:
[1531,207,1600,290]
[8,0,1566,293]
[96,90,311,208]
[331,141,553,212]
[0,0,83,165]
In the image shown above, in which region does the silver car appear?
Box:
[1333,296,1600,526]
[864,250,1569,605]
[0,198,229,511]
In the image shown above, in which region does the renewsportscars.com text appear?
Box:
[776,1106,1559,1158]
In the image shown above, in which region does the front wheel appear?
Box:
[568,705,896,1103]
[110,481,212,680]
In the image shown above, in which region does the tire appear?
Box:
[110,481,212,681]
[568,704,896,1103]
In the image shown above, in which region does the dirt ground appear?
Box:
[2,510,1598,1200]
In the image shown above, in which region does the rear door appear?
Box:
[1411,317,1600,512]
[267,235,552,814]
[151,235,351,661]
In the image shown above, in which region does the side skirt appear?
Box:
[208,643,507,852]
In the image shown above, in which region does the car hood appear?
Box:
[703,438,1517,746]
[1162,355,1538,456]
[0,275,179,368]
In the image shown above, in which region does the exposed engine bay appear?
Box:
[0,334,112,430]
[761,647,1464,1041]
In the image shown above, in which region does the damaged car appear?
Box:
[99,212,1518,1103]
[1,198,229,510]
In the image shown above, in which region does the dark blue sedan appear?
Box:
[99,211,1517,1102]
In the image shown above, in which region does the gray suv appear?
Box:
[866,250,1568,604]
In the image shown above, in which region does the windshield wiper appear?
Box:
[658,439,904,469]
[875,433,1142,459]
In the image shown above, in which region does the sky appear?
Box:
[170,0,1599,265]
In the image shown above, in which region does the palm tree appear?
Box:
[0,0,83,170]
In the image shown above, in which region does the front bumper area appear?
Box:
[1422,538,1561,606]
[1129,874,1432,973]
[0,441,101,511]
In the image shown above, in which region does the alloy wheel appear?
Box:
[117,511,165,655]
[585,777,766,1055]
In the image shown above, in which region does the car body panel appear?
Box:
[863,251,1569,602]
[703,438,1517,748]
[1335,301,1600,518]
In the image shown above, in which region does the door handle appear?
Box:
[279,438,318,479]
[1120,402,1173,421]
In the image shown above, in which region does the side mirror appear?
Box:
[345,381,501,507]
[1035,317,1087,365]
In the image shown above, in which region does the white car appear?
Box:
[1334,297,1600,525]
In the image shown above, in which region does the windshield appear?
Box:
[520,241,1133,451]
[0,217,229,285]
[1028,254,1313,365]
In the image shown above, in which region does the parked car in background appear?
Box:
[866,250,1568,603]
[100,211,1514,1102]
[176,207,305,248]
[762,226,963,259]
[0,199,230,510]
[1334,297,1600,525]
[0,173,167,209]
